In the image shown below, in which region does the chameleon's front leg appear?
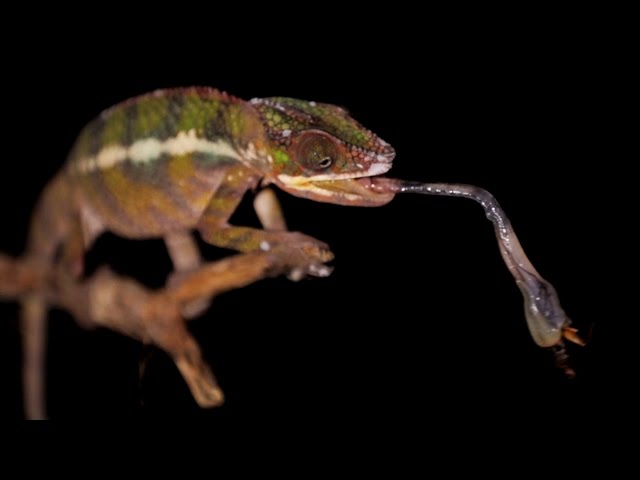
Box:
[165,187,304,318]
[197,178,333,272]
[252,189,333,279]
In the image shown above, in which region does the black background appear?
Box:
[0,11,631,429]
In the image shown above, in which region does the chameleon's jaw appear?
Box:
[276,175,395,206]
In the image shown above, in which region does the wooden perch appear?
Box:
[0,240,333,410]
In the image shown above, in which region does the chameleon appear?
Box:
[16,87,580,419]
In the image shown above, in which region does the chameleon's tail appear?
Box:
[21,173,76,420]
[21,294,47,419]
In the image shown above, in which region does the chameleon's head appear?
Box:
[250,97,395,206]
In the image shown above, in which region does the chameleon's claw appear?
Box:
[308,263,334,278]
[285,246,334,281]
[287,268,306,282]
[287,263,334,281]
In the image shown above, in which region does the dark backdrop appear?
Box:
[0,15,628,428]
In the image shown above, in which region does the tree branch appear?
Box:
[0,242,333,408]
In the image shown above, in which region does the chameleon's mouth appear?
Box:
[277,176,395,206]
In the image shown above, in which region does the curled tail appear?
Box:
[21,173,77,420]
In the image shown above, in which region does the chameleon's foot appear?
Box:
[266,235,334,282]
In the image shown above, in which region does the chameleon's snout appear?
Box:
[370,142,395,169]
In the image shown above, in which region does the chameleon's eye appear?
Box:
[294,131,338,172]
[317,156,333,169]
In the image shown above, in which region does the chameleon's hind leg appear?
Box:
[165,232,210,319]
[253,188,287,231]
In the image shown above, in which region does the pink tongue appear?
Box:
[356,177,399,193]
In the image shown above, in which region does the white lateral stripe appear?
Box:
[96,145,128,170]
[75,129,241,173]
[129,138,163,163]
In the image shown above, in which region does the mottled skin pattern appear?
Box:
[22,87,395,419]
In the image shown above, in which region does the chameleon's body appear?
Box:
[31,88,394,264]
[23,87,395,419]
